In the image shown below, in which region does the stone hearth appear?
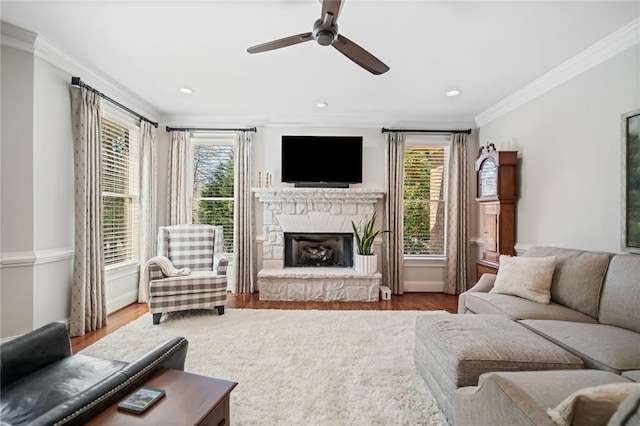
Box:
[253,187,385,301]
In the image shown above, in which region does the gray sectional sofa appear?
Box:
[453,246,640,425]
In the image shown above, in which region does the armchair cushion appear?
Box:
[163,225,216,270]
[150,271,227,296]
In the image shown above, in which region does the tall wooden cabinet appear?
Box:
[476,146,518,280]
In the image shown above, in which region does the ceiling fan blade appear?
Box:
[332,34,389,75]
[321,0,343,23]
[247,32,314,54]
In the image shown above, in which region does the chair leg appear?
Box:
[152,313,162,325]
[216,306,225,315]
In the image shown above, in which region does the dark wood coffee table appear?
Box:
[87,369,237,425]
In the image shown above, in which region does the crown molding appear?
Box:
[163,114,477,130]
[1,21,37,53]
[1,21,160,121]
[475,18,640,128]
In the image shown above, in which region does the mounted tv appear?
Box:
[281,135,363,188]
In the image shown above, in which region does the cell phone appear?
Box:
[117,386,166,414]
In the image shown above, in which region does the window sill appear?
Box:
[403,256,445,268]
[105,261,139,281]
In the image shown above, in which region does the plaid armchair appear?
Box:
[148,224,228,325]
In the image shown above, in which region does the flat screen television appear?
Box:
[281,135,363,187]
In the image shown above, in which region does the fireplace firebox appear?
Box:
[284,233,353,268]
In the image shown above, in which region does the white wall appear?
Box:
[1,45,37,337]
[478,44,640,253]
[32,56,75,329]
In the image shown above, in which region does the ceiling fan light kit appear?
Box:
[247,0,389,75]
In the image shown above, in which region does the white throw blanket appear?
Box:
[138,256,191,303]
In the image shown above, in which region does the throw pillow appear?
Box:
[489,255,556,304]
[547,383,640,426]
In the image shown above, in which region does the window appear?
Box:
[101,110,139,267]
[403,137,449,256]
[191,136,235,253]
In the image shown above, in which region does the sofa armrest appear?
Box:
[214,253,229,276]
[454,372,556,426]
[1,322,72,389]
[43,336,189,425]
[120,336,189,378]
[457,274,497,314]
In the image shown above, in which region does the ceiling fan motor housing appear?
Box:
[312,18,338,46]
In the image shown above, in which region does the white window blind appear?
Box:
[101,116,139,267]
[403,145,449,256]
[191,142,235,253]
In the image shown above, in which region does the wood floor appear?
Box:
[70,292,458,353]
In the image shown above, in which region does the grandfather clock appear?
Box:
[476,144,518,280]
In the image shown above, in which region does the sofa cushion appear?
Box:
[490,255,556,304]
[520,320,640,373]
[524,246,611,318]
[623,371,640,383]
[465,293,599,323]
[598,254,640,333]
[546,382,640,426]
[0,354,127,426]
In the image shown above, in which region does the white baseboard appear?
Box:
[107,290,139,315]
[403,281,444,292]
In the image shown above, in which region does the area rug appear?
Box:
[81,309,449,425]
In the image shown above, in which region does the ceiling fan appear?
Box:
[246,0,389,75]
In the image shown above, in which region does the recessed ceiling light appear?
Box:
[316,101,328,108]
[179,87,193,95]
[446,89,461,97]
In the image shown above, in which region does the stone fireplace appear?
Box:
[253,187,385,301]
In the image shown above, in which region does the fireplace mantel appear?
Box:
[252,187,385,204]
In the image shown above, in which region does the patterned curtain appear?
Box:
[69,86,106,336]
[383,132,406,295]
[167,130,192,225]
[234,130,256,293]
[138,121,157,302]
[445,133,470,295]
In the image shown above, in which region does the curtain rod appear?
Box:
[70,77,158,128]
[381,128,472,135]
[166,126,257,133]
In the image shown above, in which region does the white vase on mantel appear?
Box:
[354,253,377,274]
